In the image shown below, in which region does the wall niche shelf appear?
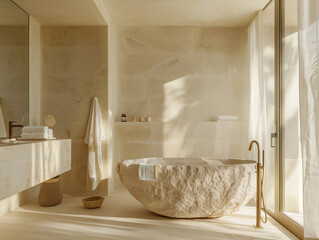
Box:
[114,121,243,124]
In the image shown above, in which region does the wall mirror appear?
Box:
[0,0,29,139]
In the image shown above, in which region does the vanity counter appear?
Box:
[0,139,71,200]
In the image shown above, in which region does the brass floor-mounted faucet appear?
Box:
[249,140,267,229]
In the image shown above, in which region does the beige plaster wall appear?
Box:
[0,25,29,137]
[112,26,250,190]
[41,26,108,195]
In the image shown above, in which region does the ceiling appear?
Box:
[103,0,270,27]
[11,0,270,27]
[12,0,107,26]
[0,0,28,25]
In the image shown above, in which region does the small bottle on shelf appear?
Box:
[139,117,145,122]
[121,114,127,122]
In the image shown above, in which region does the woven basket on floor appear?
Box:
[82,196,105,209]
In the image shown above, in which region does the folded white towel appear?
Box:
[48,129,53,138]
[210,116,239,121]
[138,163,157,181]
[21,132,49,139]
[218,116,239,121]
[22,126,49,133]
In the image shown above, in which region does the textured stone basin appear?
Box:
[117,158,256,218]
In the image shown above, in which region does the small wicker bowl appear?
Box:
[82,196,105,209]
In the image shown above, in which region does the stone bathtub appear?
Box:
[117,158,256,218]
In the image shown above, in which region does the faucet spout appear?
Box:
[248,140,260,164]
[9,121,24,139]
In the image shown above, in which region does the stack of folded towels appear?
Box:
[21,126,54,139]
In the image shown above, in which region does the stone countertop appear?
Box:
[0,139,71,201]
[0,138,70,147]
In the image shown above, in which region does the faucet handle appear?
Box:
[9,121,16,126]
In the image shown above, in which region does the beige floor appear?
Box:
[0,191,298,240]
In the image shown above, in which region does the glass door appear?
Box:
[264,0,304,239]
[260,0,304,238]
[280,0,304,227]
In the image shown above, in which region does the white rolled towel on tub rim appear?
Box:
[218,116,239,121]
[138,163,157,181]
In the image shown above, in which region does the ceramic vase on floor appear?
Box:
[38,176,63,207]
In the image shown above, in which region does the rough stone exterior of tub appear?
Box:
[117,158,256,218]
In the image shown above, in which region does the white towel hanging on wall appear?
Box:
[85,97,105,190]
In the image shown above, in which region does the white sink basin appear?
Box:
[0,139,28,146]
